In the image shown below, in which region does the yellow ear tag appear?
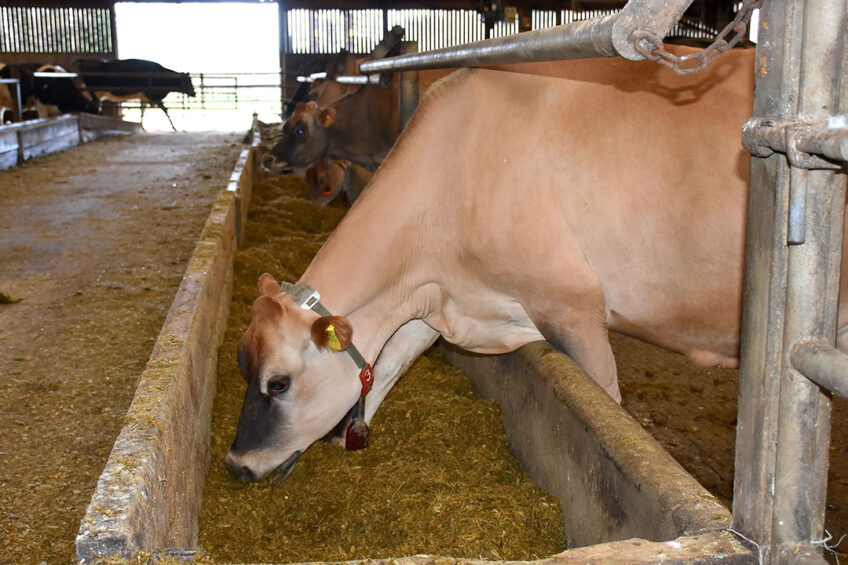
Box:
[326,324,343,351]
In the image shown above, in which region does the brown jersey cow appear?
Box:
[226,46,848,482]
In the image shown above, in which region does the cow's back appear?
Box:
[340,48,755,364]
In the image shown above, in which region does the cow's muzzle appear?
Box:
[261,154,289,173]
[225,450,302,482]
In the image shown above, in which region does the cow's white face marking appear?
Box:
[226,274,362,482]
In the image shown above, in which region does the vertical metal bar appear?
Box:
[732,0,847,563]
[108,5,117,57]
[31,7,39,52]
[382,7,388,37]
[398,41,419,131]
[62,7,71,53]
[771,0,845,552]
[278,0,288,117]
[65,7,72,53]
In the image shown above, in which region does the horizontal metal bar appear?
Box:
[33,72,78,78]
[297,74,379,85]
[360,15,618,73]
[335,75,380,85]
[0,78,21,84]
[743,116,848,168]
[790,339,848,400]
[359,0,694,74]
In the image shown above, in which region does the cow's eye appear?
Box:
[295,127,305,136]
[268,376,291,396]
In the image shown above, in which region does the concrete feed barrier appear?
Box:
[0,114,140,170]
[76,145,754,564]
[75,145,255,563]
[443,343,731,547]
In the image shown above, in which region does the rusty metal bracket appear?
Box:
[743,116,848,245]
[742,116,848,170]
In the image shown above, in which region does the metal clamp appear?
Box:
[742,116,848,170]
[280,281,321,310]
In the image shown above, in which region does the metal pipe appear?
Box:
[33,72,79,78]
[358,0,694,74]
[791,339,848,400]
[297,74,380,85]
[360,14,618,72]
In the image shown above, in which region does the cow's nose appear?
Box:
[225,452,257,482]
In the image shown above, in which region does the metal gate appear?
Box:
[358,0,848,562]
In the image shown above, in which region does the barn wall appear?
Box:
[0,5,116,66]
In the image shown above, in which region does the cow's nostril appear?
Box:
[225,453,257,482]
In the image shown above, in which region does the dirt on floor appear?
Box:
[0,131,242,565]
[0,130,845,565]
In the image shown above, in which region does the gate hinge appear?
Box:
[742,116,848,170]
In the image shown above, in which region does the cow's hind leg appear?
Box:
[158,101,177,132]
[139,102,147,132]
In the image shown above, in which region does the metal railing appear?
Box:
[358,0,694,73]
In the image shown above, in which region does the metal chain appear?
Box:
[633,0,765,75]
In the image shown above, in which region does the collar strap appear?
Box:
[282,281,372,450]
[281,281,371,395]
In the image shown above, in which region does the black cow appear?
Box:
[75,59,195,131]
[0,63,100,119]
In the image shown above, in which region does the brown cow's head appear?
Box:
[225,273,363,482]
[267,101,336,171]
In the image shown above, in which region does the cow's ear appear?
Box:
[311,315,353,351]
[319,107,336,128]
[258,273,281,296]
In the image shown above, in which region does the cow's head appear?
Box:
[225,273,364,482]
[180,72,196,98]
[266,101,336,171]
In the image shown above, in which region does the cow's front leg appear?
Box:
[530,300,621,403]
[365,319,440,423]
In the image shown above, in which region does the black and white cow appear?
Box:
[75,58,195,131]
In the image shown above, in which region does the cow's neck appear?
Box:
[299,164,434,366]
[326,86,398,171]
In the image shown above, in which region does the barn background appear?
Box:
[2,0,740,129]
[1,1,846,564]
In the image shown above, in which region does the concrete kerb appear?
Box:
[75,144,256,564]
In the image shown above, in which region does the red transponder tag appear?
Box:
[345,419,369,450]
[359,364,374,396]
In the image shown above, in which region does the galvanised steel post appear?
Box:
[733,0,847,563]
